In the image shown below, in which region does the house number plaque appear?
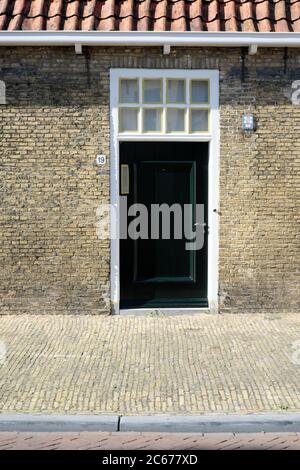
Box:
[96,154,106,165]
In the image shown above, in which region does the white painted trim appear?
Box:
[110,74,120,315]
[208,71,220,314]
[110,68,219,315]
[0,31,299,47]
[74,43,83,55]
[118,135,212,142]
[120,308,210,316]
[248,44,258,55]
[163,44,171,55]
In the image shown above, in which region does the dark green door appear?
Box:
[120,142,208,308]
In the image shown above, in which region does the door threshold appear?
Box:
[119,307,211,316]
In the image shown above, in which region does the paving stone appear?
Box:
[1,432,300,450]
[0,314,300,414]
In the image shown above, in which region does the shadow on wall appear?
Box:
[0,48,104,107]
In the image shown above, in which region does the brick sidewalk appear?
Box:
[0,432,300,450]
[0,314,300,413]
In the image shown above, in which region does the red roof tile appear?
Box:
[0,0,299,32]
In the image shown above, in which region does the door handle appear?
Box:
[194,222,208,234]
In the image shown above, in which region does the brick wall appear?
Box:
[0,46,299,314]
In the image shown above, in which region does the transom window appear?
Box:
[118,76,210,135]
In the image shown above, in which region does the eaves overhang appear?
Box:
[0,31,299,48]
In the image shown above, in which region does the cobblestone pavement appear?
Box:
[0,432,300,450]
[0,314,300,413]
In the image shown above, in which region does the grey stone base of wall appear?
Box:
[1,413,300,433]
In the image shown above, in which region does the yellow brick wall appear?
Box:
[0,46,299,313]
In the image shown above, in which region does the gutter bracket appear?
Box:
[75,43,83,55]
[248,44,258,55]
[163,44,171,55]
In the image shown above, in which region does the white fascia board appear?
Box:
[0,31,299,47]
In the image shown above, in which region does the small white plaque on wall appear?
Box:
[96,154,106,165]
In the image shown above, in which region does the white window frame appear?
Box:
[110,68,220,314]
[116,70,212,137]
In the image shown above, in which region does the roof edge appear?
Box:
[0,31,300,47]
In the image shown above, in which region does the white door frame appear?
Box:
[109,68,220,314]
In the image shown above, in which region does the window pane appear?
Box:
[167,108,185,132]
[191,80,209,103]
[143,108,162,132]
[120,79,138,103]
[143,79,161,103]
[167,79,185,103]
[191,109,209,132]
[119,108,138,132]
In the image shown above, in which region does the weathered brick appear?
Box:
[0,46,299,314]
